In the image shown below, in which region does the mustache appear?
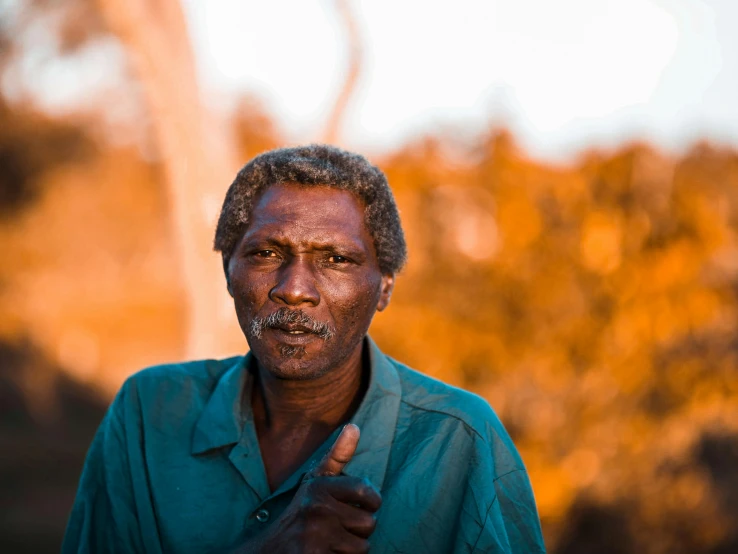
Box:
[249,308,335,341]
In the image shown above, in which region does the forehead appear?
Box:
[243,182,372,248]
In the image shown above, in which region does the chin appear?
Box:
[260,355,334,381]
[247,336,333,381]
[245,324,368,381]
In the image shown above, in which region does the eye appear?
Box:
[255,250,277,258]
[248,249,281,263]
[328,255,350,264]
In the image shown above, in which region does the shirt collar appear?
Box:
[190,337,402,490]
[342,337,402,490]
[191,355,249,455]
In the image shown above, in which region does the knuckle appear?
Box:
[304,500,330,518]
[354,513,377,537]
[355,478,381,507]
[364,513,378,532]
[353,478,371,497]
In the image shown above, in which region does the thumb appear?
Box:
[312,423,360,477]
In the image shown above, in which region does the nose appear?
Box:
[269,257,320,307]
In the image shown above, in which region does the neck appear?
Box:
[252,344,367,433]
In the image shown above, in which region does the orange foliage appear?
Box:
[372,134,738,552]
[3,109,738,552]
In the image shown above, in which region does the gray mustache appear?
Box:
[250,308,335,341]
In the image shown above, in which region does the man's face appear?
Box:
[227,182,394,380]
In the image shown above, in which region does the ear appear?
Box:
[376,273,395,312]
[223,257,234,298]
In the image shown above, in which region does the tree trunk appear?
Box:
[93,0,241,358]
[323,0,364,145]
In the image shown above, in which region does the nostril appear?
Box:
[269,264,320,306]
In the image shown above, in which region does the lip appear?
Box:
[276,323,313,333]
[268,327,318,345]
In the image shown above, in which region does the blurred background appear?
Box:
[2,0,738,552]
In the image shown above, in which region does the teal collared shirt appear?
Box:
[63,338,546,553]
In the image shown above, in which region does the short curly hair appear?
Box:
[213,144,407,275]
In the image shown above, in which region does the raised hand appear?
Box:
[308,422,362,477]
[232,424,381,554]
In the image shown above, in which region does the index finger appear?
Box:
[313,423,360,477]
[321,475,382,513]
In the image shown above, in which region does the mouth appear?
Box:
[268,325,319,345]
[249,307,335,343]
[274,324,313,335]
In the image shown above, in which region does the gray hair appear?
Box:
[213,144,407,275]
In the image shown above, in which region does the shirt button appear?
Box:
[255,509,270,523]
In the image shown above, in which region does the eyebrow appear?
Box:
[239,235,369,259]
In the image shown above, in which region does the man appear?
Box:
[63,145,546,553]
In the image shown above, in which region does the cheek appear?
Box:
[230,267,270,315]
[321,273,382,326]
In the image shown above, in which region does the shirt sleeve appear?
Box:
[470,469,547,554]
[62,381,163,554]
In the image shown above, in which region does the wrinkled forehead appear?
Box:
[241,182,374,251]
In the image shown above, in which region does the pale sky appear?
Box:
[184,0,737,161]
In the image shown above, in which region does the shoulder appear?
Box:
[114,356,244,414]
[388,356,526,476]
[390,357,500,437]
[125,356,242,390]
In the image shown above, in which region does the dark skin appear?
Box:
[226,183,394,553]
